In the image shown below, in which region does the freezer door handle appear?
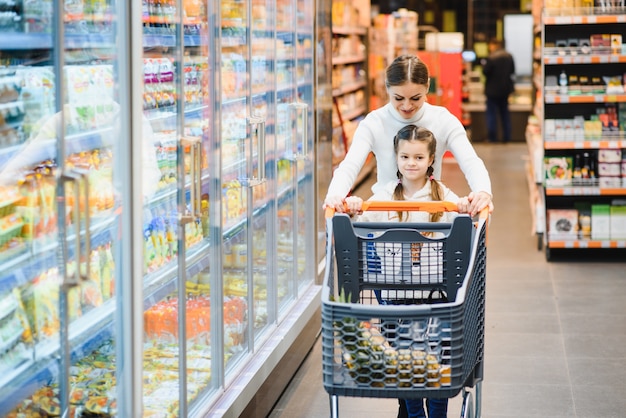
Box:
[60,169,91,287]
[244,115,267,187]
[181,136,202,220]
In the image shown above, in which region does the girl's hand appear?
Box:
[344,196,364,216]
[323,195,347,213]
[467,191,493,216]
[456,196,471,214]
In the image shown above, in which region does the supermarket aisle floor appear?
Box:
[267,143,626,418]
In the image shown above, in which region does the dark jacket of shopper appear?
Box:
[482,47,515,99]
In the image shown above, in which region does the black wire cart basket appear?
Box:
[321,201,488,418]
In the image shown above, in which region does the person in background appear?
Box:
[344,125,471,418]
[324,54,492,217]
[481,38,516,143]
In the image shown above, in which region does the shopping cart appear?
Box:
[322,201,488,418]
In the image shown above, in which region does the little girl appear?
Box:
[345,124,470,418]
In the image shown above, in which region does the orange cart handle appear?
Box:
[360,200,459,213]
[325,200,490,222]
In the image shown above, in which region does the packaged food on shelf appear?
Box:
[547,209,579,240]
[544,156,573,186]
[591,204,611,240]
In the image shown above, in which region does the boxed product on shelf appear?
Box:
[610,204,626,240]
[599,176,622,188]
[597,148,622,187]
[598,149,622,163]
[591,204,611,240]
[583,119,603,140]
[544,156,573,186]
[597,162,621,177]
[547,209,579,240]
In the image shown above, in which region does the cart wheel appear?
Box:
[545,245,551,261]
[460,389,474,418]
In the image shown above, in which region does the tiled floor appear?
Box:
[268,143,626,418]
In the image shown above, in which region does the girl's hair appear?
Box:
[385,54,430,88]
[392,125,444,222]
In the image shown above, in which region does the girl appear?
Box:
[325,54,490,217]
[345,125,470,418]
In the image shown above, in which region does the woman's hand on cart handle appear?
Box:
[323,194,347,213]
[467,191,493,217]
[324,195,364,217]
[344,196,364,215]
[457,196,471,214]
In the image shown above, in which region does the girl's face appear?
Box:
[396,139,433,183]
[388,82,429,119]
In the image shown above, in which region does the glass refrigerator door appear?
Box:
[249,0,275,341]
[220,0,274,377]
[0,2,127,417]
[275,0,297,312]
[275,0,315,316]
[295,0,315,290]
[140,0,214,415]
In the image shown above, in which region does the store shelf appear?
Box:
[0,33,116,50]
[143,242,211,310]
[332,80,367,97]
[543,54,626,65]
[544,93,626,104]
[0,128,113,175]
[0,217,116,295]
[338,105,367,123]
[547,239,626,248]
[543,13,626,25]
[332,26,367,36]
[539,8,626,258]
[544,140,626,149]
[545,187,626,196]
[143,34,206,48]
[331,54,366,66]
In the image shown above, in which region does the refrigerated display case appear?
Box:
[0,0,322,417]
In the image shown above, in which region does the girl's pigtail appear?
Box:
[393,170,406,221]
[427,166,444,222]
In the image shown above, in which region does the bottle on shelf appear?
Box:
[589,152,597,184]
[572,153,582,186]
[559,70,568,95]
[581,152,591,180]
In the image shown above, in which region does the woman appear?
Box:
[324,54,492,216]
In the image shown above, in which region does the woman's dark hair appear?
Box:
[385,54,430,88]
[392,125,444,222]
